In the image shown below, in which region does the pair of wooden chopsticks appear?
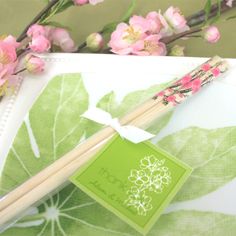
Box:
[0,56,229,228]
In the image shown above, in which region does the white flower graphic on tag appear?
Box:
[124,187,152,216]
[125,155,172,216]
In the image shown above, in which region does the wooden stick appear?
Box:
[0,58,228,227]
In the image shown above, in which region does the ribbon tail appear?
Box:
[120,126,155,144]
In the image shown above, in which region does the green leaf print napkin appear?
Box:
[1,72,236,236]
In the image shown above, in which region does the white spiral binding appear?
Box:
[0,77,23,138]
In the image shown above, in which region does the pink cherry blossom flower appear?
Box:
[129,15,150,33]
[144,12,174,37]
[226,0,234,7]
[24,54,45,74]
[108,22,147,55]
[164,6,190,34]
[27,24,47,38]
[0,35,19,64]
[0,62,17,87]
[50,28,76,52]
[146,11,162,34]
[29,35,51,53]
[3,35,20,49]
[133,35,167,56]
[204,26,220,43]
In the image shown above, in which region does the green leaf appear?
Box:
[209,0,221,24]
[121,0,137,22]
[157,126,236,202]
[204,0,212,22]
[101,22,119,34]
[0,74,89,195]
[55,1,74,14]
[1,73,236,235]
[149,211,236,235]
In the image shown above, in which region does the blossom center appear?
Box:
[0,51,11,64]
[123,26,141,43]
[144,40,159,53]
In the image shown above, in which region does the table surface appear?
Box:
[0,0,236,58]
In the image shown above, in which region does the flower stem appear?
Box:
[187,0,236,27]
[161,27,202,45]
[16,0,60,42]
[14,68,27,75]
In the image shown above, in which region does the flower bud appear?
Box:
[169,45,185,56]
[50,28,76,52]
[29,35,51,53]
[24,54,45,74]
[204,26,220,44]
[27,24,47,38]
[86,33,104,52]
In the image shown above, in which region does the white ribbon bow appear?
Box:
[81,107,155,144]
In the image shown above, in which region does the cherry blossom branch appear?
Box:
[13,68,27,75]
[161,27,202,44]
[162,1,236,45]
[76,0,235,52]
[17,0,60,42]
[187,0,236,27]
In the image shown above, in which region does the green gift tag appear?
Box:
[70,135,192,234]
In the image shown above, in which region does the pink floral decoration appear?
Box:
[73,0,104,5]
[166,95,177,105]
[133,35,167,56]
[204,26,220,43]
[50,28,76,52]
[191,78,202,93]
[226,0,235,7]
[108,22,147,55]
[201,63,211,72]
[24,54,45,74]
[27,24,47,38]
[180,74,192,84]
[212,67,221,77]
[29,35,51,53]
[164,6,190,34]
[0,35,20,64]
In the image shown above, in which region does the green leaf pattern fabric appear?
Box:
[0,73,236,235]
